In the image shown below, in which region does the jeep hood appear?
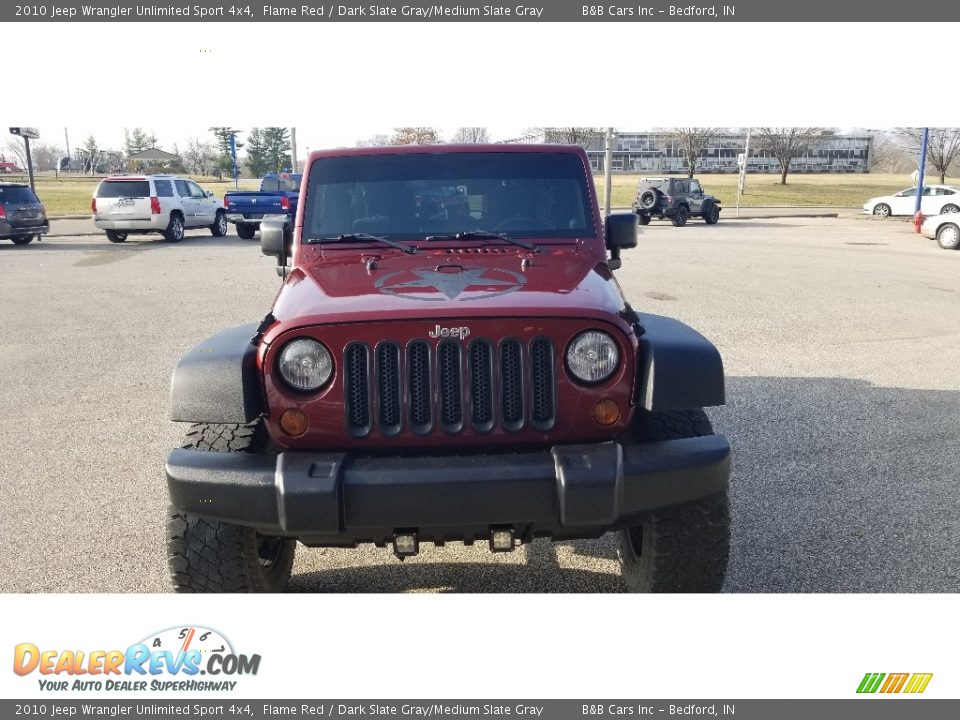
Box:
[269,244,630,329]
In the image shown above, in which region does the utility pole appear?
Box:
[290,127,298,173]
[64,128,71,172]
[603,127,614,217]
[914,127,929,218]
[736,127,751,217]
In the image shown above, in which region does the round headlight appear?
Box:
[277,338,333,392]
[566,330,620,384]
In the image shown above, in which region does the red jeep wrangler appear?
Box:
[165,144,730,592]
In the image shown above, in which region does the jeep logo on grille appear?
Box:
[428,325,470,340]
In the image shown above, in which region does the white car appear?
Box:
[863,185,960,218]
[92,174,228,243]
[920,213,960,250]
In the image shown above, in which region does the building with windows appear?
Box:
[505,131,873,174]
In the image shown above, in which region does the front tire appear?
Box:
[163,213,185,243]
[616,409,730,593]
[704,206,720,224]
[236,223,256,240]
[210,211,228,237]
[671,206,690,227]
[937,222,960,250]
[105,230,127,243]
[873,203,891,218]
[167,421,296,593]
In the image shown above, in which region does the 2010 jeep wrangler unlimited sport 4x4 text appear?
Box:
[165,145,730,593]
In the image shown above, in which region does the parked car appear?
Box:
[920,213,960,250]
[223,172,301,240]
[633,177,721,226]
[92,174,228,243]
[0,182,49,245]
[863,185,960,218]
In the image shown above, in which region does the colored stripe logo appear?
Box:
[857,672,933,694]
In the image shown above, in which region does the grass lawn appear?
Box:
[592,172,959,209]
[3,174,260,216]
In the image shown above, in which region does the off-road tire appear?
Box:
[105,230,127,243]
[671,206,690,227]
[937,222,960,250]
[167,421,296,593]
[637,188,659,211]
[704,206,721,224]
[10,235,35,245]
[163,213,185,243]
[236,223,256,240]
[637,213,651,226]
[210,210,228,237]
[615,409,730,593]
[873,203,891,218]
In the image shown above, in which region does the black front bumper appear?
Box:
[166,436,730,545]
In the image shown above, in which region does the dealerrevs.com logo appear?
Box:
[13,626,261,692]
[857,672,933,694]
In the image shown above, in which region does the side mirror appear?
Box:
[261,218,288,265]
[605,213,638,270]
[206,191,214,198]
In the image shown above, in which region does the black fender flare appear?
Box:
[635,313,725,411]
[701,197,719,215]
[170,323,264,424]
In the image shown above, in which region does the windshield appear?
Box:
[303,152,594,240]
[261,174,301,193]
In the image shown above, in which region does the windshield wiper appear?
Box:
[424,230,542,253]
[306,233,418,255]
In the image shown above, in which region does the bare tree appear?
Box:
[183,138,216,176]
[664,128,719,178]
[542,127,604,148]
[451,127,490,144]
[896,128,960,184]
[356,134,392,147]
[29,144,65,172]
[868,132,913,174]
[755,127,825,184]
[3,139,28,169]
[391,127,442,145]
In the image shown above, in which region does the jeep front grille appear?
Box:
[344,337,557,437]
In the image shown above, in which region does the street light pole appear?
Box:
[914,127,929,217]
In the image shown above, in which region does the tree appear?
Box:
[868,132,912,174]
[124,127,157,157]
[665,128,719,178]
[391,127,441,145]
[755,127,825,184]
[356,134,392,147]
[451,127,490,144]
[896,128,960,184]
[80,135,101,174]
[542,127,604,148]
[29,144,65,172]
[244,128,269,177]
[3,139,27,169]
[184,138,216,176]
[261,127,292,173]
[209,127,243,180]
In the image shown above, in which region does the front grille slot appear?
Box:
[344,343,370,436]
[376,342,401,436]
[530,338,556,431]
[500,339,525,432]
[470,340,494,432]
[408,341,432,434]
[438,341,464,433]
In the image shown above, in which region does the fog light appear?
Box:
[489,528,515,552]
[393,532,419,559]
[592,399,621,426]
[279,408,309,437]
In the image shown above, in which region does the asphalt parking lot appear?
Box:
[1,216,958,593]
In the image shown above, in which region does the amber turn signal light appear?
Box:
[592,399,621,426]
[279,408,309,437]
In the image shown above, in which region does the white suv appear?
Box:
[92,174,228,243]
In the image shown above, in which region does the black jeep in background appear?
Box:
[633,177,721,227]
